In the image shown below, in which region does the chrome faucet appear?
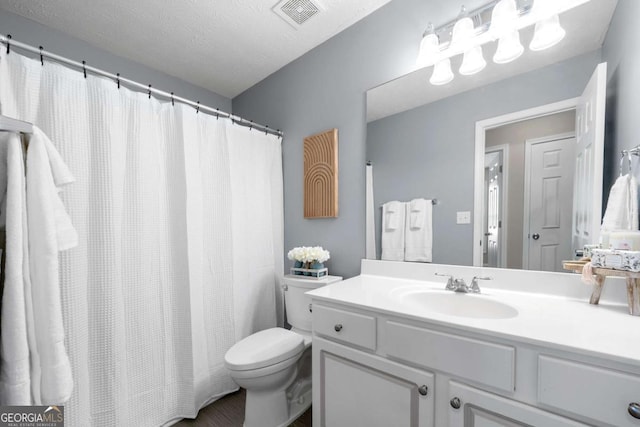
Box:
[435,273,492,293]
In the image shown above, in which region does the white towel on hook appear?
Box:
[0,133,33,405]
[25,127,76,404]
[405,199,433,262]
[381,201,406,261]
[602,174,639,231]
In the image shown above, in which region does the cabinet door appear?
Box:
[448,381,587,427]
[314,337,434,427]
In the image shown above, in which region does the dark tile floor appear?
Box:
[175,389,312,427]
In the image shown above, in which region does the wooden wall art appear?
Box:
[304,128,339,218]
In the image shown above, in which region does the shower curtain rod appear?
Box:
[0,34,283,138]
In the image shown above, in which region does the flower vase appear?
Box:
[310,261,326,277]
[303,261,312,276]
[294,260,304,275]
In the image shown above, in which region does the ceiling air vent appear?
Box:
[273,0,323,28]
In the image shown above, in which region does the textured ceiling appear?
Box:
[367,0,618,122]
[0,0,392,98]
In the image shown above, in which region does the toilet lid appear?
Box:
[225,328,304,371]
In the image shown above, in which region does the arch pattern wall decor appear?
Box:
[304,128,339,218]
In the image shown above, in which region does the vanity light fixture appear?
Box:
[418,23,455,85]
[416,0,589,86]
[452,6,487,75]
[529,0,566,51]
[490,0,524,64]
[430,58,454,85]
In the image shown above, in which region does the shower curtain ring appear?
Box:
[216,108,220,120]
[250,120,253,131]
[5,34,11,54]
[82,61,87,78]
[148,85,152,99]
[171,92,174,106]
[39,46,44,66]
[196,101,200,114]
[265,125,269,136]
[116,73,120,89]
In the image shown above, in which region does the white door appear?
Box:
[572,62,607,252]
[525,136,575,272]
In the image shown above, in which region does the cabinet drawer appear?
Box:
[383,321,515,392]
[538,355,640,427]
[313,305,376,350]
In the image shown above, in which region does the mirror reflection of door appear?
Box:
[523,134,575,272]
[484,150,505,268]
[485,111,576,271]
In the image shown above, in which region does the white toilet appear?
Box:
[224,274,341,427]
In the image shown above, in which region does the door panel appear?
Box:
[572,62,606,251]
[527,136,575,271]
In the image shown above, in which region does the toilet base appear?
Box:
[243,387,311,427]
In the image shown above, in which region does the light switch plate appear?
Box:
[457,211,471,224]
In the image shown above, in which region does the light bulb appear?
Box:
[530,14,566,51]
[494,30,524,63]
[460,46,487,75]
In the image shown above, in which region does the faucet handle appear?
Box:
[435,273,455,290]
[470,276,492,293]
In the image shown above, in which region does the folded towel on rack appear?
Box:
[381,201,406,261]
[25,127,76,404]
[0,133,33,405]
[409,198,428,230]
[602,174,639,232]
[384,200,403,230]
[405,199,433,262]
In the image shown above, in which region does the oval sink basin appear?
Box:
[397,290,518,319]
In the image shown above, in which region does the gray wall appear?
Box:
[486,111,575,269]
[367,51,601,266]
[601,0,640,206]
[0,9,231,112]
[232,0,489,279]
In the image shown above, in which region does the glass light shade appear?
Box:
[430,59,454,85]
[493,30,524,63]
[490,0,519,36]
[459,46,487,75]
[530,14,566,51]
[451,15,476,52]
[417,33,440,68]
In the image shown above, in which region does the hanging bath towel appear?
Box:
[381,201,406,261]
[0,133,32,405]
[405,198,433,262]
[25,127,77,404]
[602,174,639,231]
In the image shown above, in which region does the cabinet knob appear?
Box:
[308,304,313,313]
[629,402,640,419]
[334,324,343,332]
[450,397,461,409]
[418,385,428,396]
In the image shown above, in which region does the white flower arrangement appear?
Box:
[287,246,331,264]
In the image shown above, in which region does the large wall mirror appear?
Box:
[366,0,621,272]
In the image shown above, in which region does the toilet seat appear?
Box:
[224,327,304,371]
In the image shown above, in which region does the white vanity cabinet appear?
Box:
[311,300,640,427]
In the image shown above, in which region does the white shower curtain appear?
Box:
[0,50,283,426]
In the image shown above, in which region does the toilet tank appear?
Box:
[284,275,342,332]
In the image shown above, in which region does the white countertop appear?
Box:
[307,270,640,368]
